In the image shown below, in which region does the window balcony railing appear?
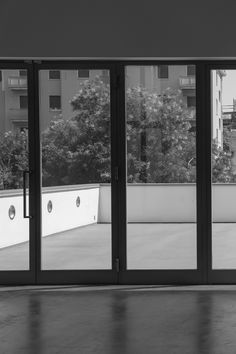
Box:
[179,76,196,89]
[8,77,27,90]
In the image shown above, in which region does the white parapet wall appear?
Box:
[42,185,99,236]
[99,184,236,223]
[212,184,236,222]
[1,183,236,249]
[0,192,30,248]
[99,184,196,223]
[0,184,99,248]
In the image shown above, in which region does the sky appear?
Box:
[222,70,236,107]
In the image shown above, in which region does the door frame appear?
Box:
[0,61,36,284]
[2,60,235,285]
[33,61,119,284]
[116,61,206,284]
[206,62,236,284]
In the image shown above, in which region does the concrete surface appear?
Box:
[0,223,235,270]
[1,286,236,353]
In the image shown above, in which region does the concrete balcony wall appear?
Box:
[42,186,99,236]
[99,184,236,223]
[99,184,196,223]
[0,193,29,248]
[0,185,99,249]
[1,183,236,249]
[212,185,236,222]
[127,184,196,222]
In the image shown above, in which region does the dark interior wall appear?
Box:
[0,0,235,58]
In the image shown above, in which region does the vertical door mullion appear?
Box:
[205,65,213,283]
[32,63,41,283]
[196,63,210,284]
[116,64,127,279]
[110,64,120,282]
[27,62,37,282]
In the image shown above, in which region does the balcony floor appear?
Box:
[0,223,235,270]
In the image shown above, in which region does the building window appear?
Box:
[102,70,109,77]
[20,95,28,109]
[49,95,61,110]
[158,65,168,79]
[49,70,60,80]
[187,96,196,108]
[19,70,27,77]
[216,99,218,115]
[12,121,28,132]
[78,70,90,78]
[187,65,195,76]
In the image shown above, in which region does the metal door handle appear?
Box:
[23,170,32,218]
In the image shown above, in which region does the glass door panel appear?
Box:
[125,65,197,269]
[211,69,236,269]
[0,69,29,270]
[39,69,112,270]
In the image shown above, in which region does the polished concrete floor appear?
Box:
[0,223,236,270]
[1,286,236,354]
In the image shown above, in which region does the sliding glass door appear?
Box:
[36,64,118,283]
[0,63,35,283]
[126,65,197,269]
[117,64,203,284]
[209,66,236,283]
[3,60,236,285]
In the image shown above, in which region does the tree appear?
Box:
[212,128,236,183]
[42,77,111,186]
[0,78,235,189]
[0,130,28,189]
[40,81,236,186]
[126,87,196,183]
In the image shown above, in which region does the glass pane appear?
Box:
[126,65,197,269]
[0,69,29,270]
[212,70,236,269]
[39,70,111,269]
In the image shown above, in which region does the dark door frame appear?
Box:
[0,61,36,284]
[33,61,119,284]
[1,59,236,285]
[116,61,205,284]
[205,62,236,284]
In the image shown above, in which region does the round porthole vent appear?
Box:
[8,205,16,220]
[47,200,53,213]
[76,196,80,207]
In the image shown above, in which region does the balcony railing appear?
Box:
[179,76,196,89]
[8,77,27,90]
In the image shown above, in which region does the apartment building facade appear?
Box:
[0,66,223,147]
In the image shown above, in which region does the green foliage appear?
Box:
[42,78,111,186]
[0,131,28,189]
[212,128,236,183]
[126,87,196,183]
[0,78,235,189]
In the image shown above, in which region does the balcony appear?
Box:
[0,183,236,270]
[179,76,196,89]
[8,77,27,90]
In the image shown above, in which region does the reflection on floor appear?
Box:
[0,223,235,270]
[1,286,236,354]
